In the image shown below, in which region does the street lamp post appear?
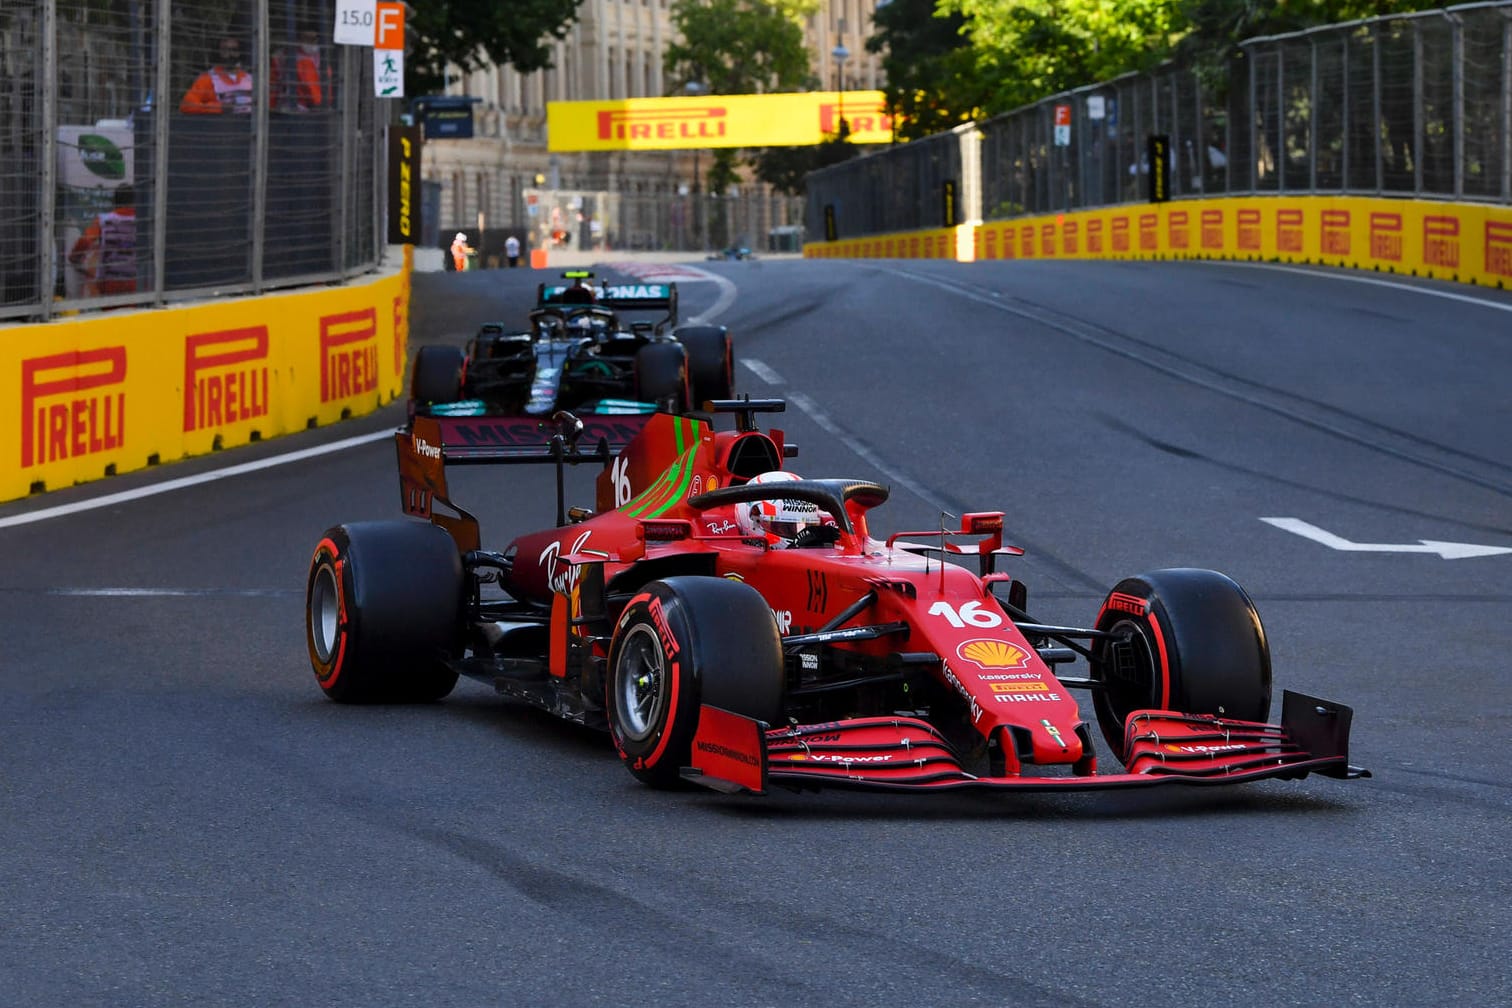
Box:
[831,42,850,137]
[685,79,708,251]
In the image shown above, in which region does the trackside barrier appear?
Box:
[803,196,1512,290]
[0,248,412,504]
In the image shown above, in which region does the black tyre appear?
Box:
[674,324,734,408]
[1088,568,1272,763]
[306,520,463,703]
[606,576,784,788]
[411,345,465,404]
[633,341,689,411]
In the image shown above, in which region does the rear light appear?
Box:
[639,519,693,542]
[962,512,1003,534]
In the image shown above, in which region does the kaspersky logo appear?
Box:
[598,107,727,142]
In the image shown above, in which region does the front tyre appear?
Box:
[306,521,463,703]
[607,577,783,788]
[1089,568,1272,763]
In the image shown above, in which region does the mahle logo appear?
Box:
[77,134,126,180]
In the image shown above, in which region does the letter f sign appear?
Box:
[375,2,404,49]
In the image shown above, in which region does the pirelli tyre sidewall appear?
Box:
[607,576,783,788]
[411,344,465,405]
[306,520,463,703]
[1090,568,1272,762]
[673,324,734,408]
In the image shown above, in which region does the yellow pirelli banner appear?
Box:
[808,195,1512,289]
[0,254,410,503]
[547,92,893,151]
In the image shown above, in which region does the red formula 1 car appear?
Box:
[305,400,1367,794]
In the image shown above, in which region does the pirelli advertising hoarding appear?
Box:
[547,92,892,151]
[1,258,410,502]
[808,195,1512,292]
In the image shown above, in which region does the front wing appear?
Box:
[683,691,1368,794]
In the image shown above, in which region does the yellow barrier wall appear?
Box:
[1,250,410,503]
[805,195,1512,290]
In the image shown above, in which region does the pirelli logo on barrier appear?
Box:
[1486,221,1512,278]
[1168,210,1190,251]
[549,92,892,151]
[1201,209,1224,250]
[1237,209,1262,251]
[1321,209,1351,256]
[1086,218,1103,254]
[1111,216,1130,252]
[1370,213,1404,261]
[184,327,270,432]
[1424,215,1461,269]
[1276,209,1304,253]
[320,309,380,403]
[21,348,127,468]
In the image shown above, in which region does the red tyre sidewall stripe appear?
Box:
[310,539,350,688]
[1148,605,1171,711]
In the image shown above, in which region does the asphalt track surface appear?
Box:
[3,255,1509,1006]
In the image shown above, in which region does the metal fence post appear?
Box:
[40,0,57,320]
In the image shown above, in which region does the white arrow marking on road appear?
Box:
[1260,517,1512,559]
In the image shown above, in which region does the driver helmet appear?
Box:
[736,471,833,546]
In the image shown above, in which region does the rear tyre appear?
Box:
[1088,568,1272,763]
[411,345,465,404]
[606,577,784,788]
[633,341,690,412]
[306,521,463,703]
[674,325,734,408]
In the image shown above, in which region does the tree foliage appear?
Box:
[406,0,584,96]
[876,1,1446,127]
[663,0,816,95]
[867,0,993,142]
[942,0,1188,115]
[664,1,829,196]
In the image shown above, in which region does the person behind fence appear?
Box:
[273,28,327,111]
[505,234,521,268]
[180,36,254,114]
[69,186,137,296]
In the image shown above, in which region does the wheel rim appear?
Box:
[1100,618,1156,726]
[309,563,341,664]
[616,623,667,742]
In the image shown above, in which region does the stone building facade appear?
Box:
[422,0,882,252]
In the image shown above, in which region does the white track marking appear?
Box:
[1196,260,1512,314]
[785,391,949,512]
[741,358,786,385]
[1261,517,1512,559]
[0,428,395,530]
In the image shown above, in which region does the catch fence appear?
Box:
[1,0,387,322]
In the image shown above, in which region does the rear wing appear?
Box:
[397,412,657,549]
[536,281,679,327]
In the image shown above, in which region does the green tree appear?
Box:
[943,0,1189,114]
[868,0,993,141]
[664,0,822,196]
[406,0,584,95]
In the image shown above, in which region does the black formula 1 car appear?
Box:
[409,272,734,419]
[305,399,1368,797]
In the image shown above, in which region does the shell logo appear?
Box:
[956,639,1030,670]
